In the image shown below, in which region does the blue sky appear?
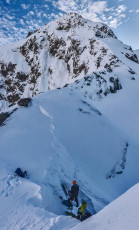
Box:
[0,0,139,49]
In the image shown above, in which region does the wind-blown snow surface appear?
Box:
[69,183,139,230]
[0,87,139,229]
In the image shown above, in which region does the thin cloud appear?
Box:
[21,4,30,10]
[54,0,128,28]
[116,5,127,14]
[5,14,15,20]
[6,0,10,4]
[129,10,134,13]
[20,19,25,26]
[28,11,35,16]
[109,18,119,28]
[44,4,49,9]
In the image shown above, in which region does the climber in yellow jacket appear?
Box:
[77,199,87,220]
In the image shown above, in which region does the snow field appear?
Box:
[0,86,139,229]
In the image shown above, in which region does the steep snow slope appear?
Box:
[90,41,139,142]
[0,170,78,230]
[69,183,139,230]
[0,13,138,112]
[0,87,139,229]
[93,75,139,143]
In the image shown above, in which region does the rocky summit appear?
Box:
[0,12,138,112]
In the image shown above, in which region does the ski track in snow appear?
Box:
[39,105,53,119]
[39,105,61,151]
[38,104,79,212]
[38,104,102,215]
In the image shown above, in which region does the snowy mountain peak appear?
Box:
[0,13,139,112]
[55,12,117,38]
[36,12,117,40]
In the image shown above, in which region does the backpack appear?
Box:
[15,168,27,178]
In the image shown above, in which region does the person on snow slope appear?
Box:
[68,180,79,207]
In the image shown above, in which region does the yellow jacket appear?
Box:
[78,202,87,215]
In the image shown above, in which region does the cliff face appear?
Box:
[0,12,138,112]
